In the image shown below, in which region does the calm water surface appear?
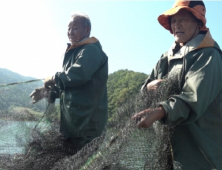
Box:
[0,120,48,155]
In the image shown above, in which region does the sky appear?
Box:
[0,0,222,79]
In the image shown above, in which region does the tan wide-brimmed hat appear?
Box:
[158,0,209,33]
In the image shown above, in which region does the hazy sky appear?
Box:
[0,0,221,79]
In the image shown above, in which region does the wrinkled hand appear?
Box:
[44,76,55,90]
[131,107,166,128]
[147,79,165,91]
[30,87,49,104]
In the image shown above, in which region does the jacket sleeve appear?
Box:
[54,44,107,89]
[160,48,222,125]
[141,67,156,91]
[141,53,168,91]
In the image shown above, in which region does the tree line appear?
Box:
[0,68,148,121]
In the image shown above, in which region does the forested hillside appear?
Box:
[107,69,148,120]
[0,68,149,121]
[0,68,35,84]
[0,68,44,112]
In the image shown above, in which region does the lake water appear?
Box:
[0,120,49,155]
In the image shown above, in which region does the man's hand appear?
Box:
[131,106,166,128]
[30,87,49,104]
[44,76,55,90]
[147,79,165,91]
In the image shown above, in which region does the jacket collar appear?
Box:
[196,31,215,50]
[66,37,99,51]
[168,30,215,60]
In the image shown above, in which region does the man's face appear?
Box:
[67,17,89,44]
[170,9,200,46]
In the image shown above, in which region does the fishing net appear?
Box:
[0,80,60,169]
[0,73,183,170]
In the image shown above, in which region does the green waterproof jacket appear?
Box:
[54,37,108,143]
[143,31,222,170]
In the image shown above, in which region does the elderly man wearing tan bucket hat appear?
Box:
[132,1,222,169]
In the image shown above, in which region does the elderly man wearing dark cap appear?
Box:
[132,1,222,169]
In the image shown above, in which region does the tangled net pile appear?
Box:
[0,74,183,170]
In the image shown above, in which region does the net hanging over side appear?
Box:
[0,74,183,170]
[0,80,56,155]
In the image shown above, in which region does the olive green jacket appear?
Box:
[143,31,222,170]
[54,37,108,141]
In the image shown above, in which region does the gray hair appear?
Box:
[71,12,91,30]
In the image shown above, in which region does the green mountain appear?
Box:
[0,68,44,112]
[0,68,35,84]
[107,69,148,120]
[0,68,149,121]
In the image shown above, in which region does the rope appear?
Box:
[0,79,44,87]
